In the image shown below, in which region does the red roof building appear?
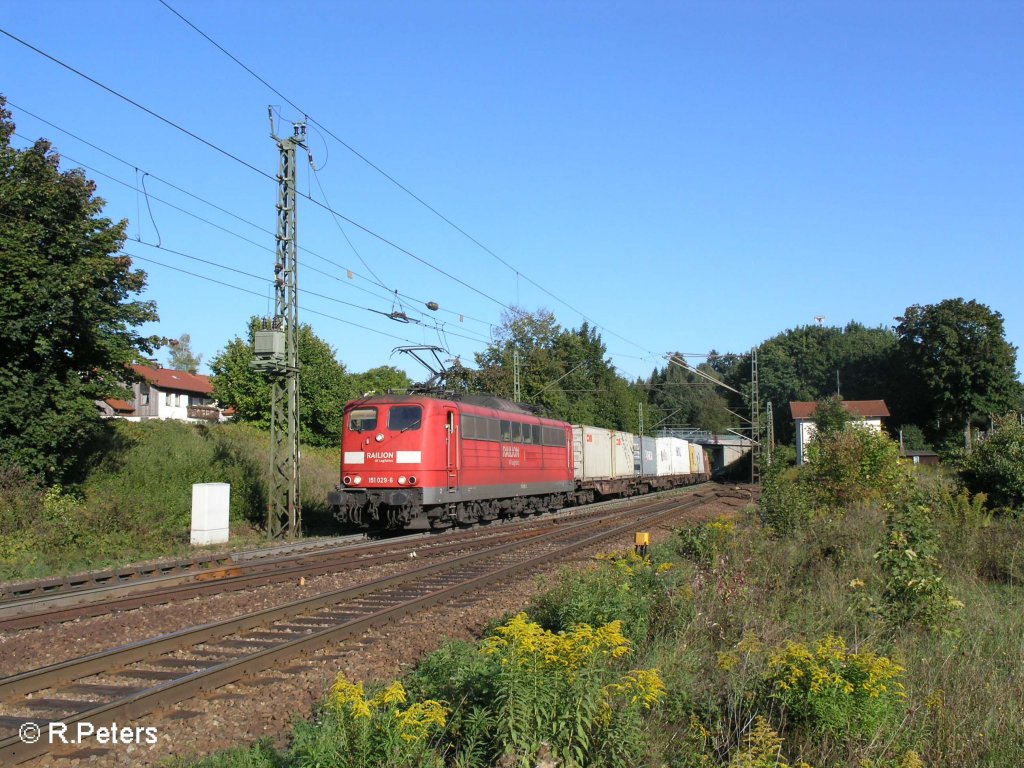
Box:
[790,399,890,465]
[97,364,224,423]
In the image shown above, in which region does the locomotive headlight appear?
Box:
[375,433,384,442]
[397,475,407,485]
[353,475,362,485]
[342,475,351,485]
[408,475,417,485]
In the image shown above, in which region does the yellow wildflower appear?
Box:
[331,674,372,719]
[372,680,407,707]
[394,699,448,742]
[717,650,741,671]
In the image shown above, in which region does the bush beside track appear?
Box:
[0,420,340,581]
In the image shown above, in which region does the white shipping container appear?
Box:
[611,431,637,478]
[673,438,692,475]
[573,425,612,480]
[653,437,675,477]
[572,426,637,481]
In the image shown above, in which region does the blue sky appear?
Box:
[3,1,1022,384]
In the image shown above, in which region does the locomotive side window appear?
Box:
[486,418,500,441]
[461,414,476,439]
[542,426,567,447]
[388,405,422,431]
[348,407,377,432]
[500,419,511,442]
[511,422,522,443]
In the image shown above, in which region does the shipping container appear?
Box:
[573,425,634,481]
[654,436,691,476]
[611,430,637,478]
[673,438,692,475]
[637,436,657,476]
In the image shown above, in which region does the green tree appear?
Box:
[645,357,734,434]
[210,319,355,447]
[813,394,850,436]
[896,299,1021,449]
[721,324,899,444]
[473,309,641,430]
[350,366,412,397]
[167,333,202,373]
[208,330,269,428]
[960,414,1024,511]
[0,97,159,481]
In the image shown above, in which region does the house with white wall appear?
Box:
[790,400,890,465]
[98,364,225,423]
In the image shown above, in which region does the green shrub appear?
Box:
[758,460,814,537]
[404,639,495,714]
[805,425,904,509]
[764,635,906,739]
[528,551,679,644]
[164,741,280,768]
[876,492,963,632]
[306,676,447,768]
[959,414,1024,512]
[677,519,737,565]
[482,613,665,768]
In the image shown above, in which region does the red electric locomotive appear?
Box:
[328,394,575,529]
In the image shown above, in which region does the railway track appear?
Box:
[0,489,734,765]
[0,534,365,603]
[0,486,712,631]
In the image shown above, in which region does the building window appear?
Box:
[165,392,172,406]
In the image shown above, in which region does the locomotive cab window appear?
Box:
[388,405,422,432]
[348,408,377,432]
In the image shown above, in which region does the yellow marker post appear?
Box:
[634,531,650,557]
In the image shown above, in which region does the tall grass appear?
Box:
[0,420,342,580]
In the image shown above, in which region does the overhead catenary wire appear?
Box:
[3,27,709,365]
[6,106,498,331]
[152,1,658,358]
[0,200,493,349]
[127,252,471,350]
[126,241,495,347]
[0,28,518,317]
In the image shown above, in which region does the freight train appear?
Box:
[328,394,710,530]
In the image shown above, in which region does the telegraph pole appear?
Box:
[253,111,305,538]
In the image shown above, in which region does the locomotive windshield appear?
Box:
[388,405,422,432]
[348,407,377,432]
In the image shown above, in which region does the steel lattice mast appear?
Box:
[750,346,761,484]
[254,112,305,538]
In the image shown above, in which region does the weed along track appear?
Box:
[0,489,741,765]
